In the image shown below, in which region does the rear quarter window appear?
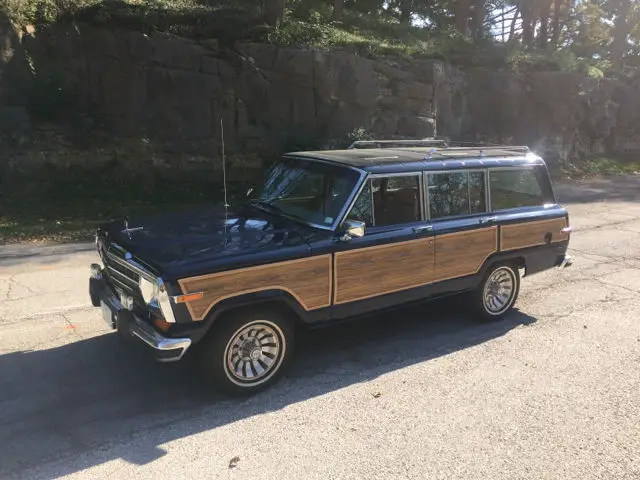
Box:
[489,167,554,211]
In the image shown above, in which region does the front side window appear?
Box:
[252,157,360,227]
[428,171,487,219]
[489,168,550,211]
[346,175,421,227]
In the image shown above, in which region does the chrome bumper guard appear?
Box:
[90,265,191,363]
[129,315,192,363]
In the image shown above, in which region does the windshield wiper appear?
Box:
[250,200,306,223]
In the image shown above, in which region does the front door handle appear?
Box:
[480,216,498,224]
[413,225,433,234]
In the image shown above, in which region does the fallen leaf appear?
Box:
[229,456,240,469]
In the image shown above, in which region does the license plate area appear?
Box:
[101,301,116,330]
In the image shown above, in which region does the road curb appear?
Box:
[0,242,95,260]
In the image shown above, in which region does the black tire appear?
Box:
[472,263,520,321]
[89,278,101,307]
[196,308,294,395]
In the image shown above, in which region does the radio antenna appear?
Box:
[220,117,231,248]
[220,117,230,209]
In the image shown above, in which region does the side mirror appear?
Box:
[340,220,365,241]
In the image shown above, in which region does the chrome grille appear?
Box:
[105,254,140,292]
[98,242,146,301]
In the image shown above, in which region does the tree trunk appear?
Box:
[452,0,472,35]
[470,0,486,41]
[536,0,552,49]
[332,0,344,21]
[550,0,563,49]
[520,0,535,48]
[509,7,520,41]
[611,0,632,69]
[263,0,286,26]
[399,0,412,25]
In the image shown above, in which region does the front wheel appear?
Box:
[197,309,294,395]
[472,263,520,321]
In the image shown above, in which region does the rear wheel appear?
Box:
[197,309,294,395]
[472,263,520,320]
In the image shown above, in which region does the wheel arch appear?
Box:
[478,252,527,281]
[192,289,310,343]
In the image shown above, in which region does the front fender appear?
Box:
[190,289,311,344]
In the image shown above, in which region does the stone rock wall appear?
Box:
[453,70,640,163]
[2,22,639,171]
[19,24,437,160]
[0,12,32,133]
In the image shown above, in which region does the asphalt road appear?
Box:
[1,176,639,480]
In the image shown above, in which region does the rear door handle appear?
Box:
[413,225,433,234]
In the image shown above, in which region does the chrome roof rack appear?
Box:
[348,138,448,149]
[348,138,530,156]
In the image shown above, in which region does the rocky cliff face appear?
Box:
[455,70,640,163]
[2,22,639,170]
[18,24,437,157]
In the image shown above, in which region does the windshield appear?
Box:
[251,157,361,228]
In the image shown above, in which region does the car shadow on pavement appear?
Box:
[0,296,536,478]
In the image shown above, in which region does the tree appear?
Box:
[332,0,344,20]
[550,0,565,49]
[520,0,536,48]
[450,0,472,35]
[611,0,632,69]
[536,0,553,48]
[263,0,286,26]
[470,0,487,40]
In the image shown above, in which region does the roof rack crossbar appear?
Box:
[348,139,448,149]
[434,145,531,154]
[348,139,531,156]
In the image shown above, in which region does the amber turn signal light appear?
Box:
[153,317,171,332]
[172,292,205,304]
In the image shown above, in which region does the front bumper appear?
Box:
[89,272,191,363]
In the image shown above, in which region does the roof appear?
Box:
[285,146,546,175]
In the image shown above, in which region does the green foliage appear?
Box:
[587,65,604,79]
[346,127,374,144]
[575,156,640,176]
[2,0,639,78]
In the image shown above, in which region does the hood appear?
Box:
[98,205,316,277]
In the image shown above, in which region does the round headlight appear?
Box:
[139,277,157,304]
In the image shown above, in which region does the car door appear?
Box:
[426,170,500,288]
[332,173,437,316]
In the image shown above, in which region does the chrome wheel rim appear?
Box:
[482,267,516,315]
[224,321,285,387]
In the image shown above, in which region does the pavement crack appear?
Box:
[593,278,640,296]
[572,216,640,234]
[569,247,640,262]
[4,274,15,302]
[60,313,83,340]
[3,274,42,301]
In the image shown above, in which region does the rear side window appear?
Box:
[427,171,487,219]
[489,168,552,210]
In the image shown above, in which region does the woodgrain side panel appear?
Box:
[178,255,332,321]
[334,239,435,305]
[434,227,498,282]
[501,218,569,252]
